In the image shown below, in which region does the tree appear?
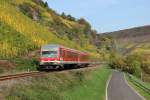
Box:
[44,2,48,8]
[78,18,91,35]
[61,12,66,19]
[67,14,76,21]
[126,54,142,77]
[19,2,41,20]
[32,0,48,8]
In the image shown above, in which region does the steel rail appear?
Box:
[0,62,104,81]
[0,71,45,81]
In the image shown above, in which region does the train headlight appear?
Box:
[40,62,44,65]
[54,62,57,64]
[60,57,63,61]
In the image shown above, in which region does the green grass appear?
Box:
[5,66,111,100]
[63,67,111,100]
[126,74,150,100]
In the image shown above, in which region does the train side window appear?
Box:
[63,50,66,57]
[60,48,62,57]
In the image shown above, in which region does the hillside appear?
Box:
[105,25,150,43]
[0,0,100,60]
[101,25,150,54]
[101,26,150,82]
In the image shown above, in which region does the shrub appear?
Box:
[32,0,47,8]
[60,13,76,21]
[141,55,150,75]
[126,53,150,78]
[126,54,142,77]
[109,53,142,78]
[109,53,126,70]
[13,58,37,71]
[67,14,76,21]
[19,2,41,20]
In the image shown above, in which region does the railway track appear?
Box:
[0,71,45,81]
[0,63,104,81]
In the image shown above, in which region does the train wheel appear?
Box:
[58,65,64,71]
[74,64,79,69]
[37,66,44,71]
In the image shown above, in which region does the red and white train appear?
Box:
[39,44,90,70]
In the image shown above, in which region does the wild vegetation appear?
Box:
[108,48,150,82]
[3,66,111,100]
[0,0,101,61]
[109,53,140,76]
[126,74,150,100]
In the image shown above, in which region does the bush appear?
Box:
[60,13,76,21]
[109,53,142,78]
[141,55,150,75]
[32,0,48,8]
[126,54,150,79]
[13,58,37,71]
[19,2,41,20]
[126,54,142,77]
[109,53,126,70]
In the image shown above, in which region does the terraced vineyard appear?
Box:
[0,0,99,59]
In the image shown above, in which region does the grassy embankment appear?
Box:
[5,66,111,100]
[0,58,37,74]
[126,74,150,100]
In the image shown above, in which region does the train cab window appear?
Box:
[42,51,57,58]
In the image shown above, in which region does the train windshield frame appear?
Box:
[41,51,58,58]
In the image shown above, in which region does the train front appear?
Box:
[39,45,60,70]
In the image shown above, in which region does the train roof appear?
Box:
[41,44,60,49]
[41,44,89,55]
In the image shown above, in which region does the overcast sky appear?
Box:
[43,0,150,33]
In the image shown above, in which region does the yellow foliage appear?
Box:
[0,0,100,59]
